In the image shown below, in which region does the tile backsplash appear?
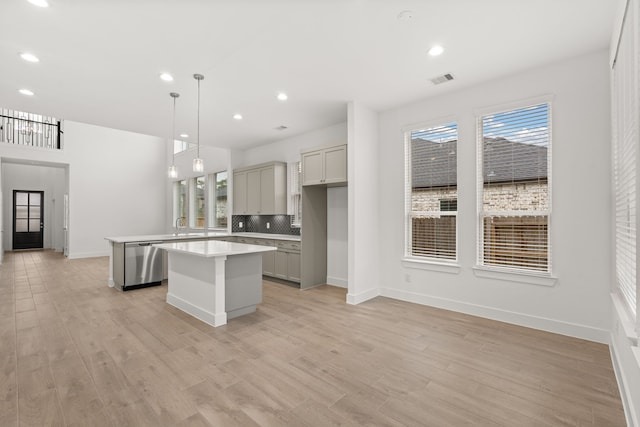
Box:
[232,215,301,236]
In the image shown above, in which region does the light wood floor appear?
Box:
[0,250,626,426]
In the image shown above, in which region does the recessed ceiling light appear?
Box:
[277,93,288,101]
[20,52,40,63]
[233,114,243,120]
[160,73,174,82]
[428,45,444,56]
[179,133,189,138]
[19,89,35,96]
[27,0,49,7]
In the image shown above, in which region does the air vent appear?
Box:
[275,125,288,131]
[430,73,454,85]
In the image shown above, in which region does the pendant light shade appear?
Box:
[168,92,180,178]
[193,73,204,173]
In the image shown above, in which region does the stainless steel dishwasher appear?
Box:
[120,241,163,290]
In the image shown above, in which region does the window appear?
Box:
[191,176,206,228]
[290,161,302,227]
[173,139,195,154]
[405,122,458,261]
[478,102,551,273]
[173,180,187,226]
[208,171,228,229]
[612,12,638,322]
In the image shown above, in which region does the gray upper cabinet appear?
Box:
[233,171,248,214]
[301,144,347,186]
[233,162,287,215]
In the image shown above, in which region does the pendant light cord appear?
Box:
[172,95,177,165]
[196,77,201,158]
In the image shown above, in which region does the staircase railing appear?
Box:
[0,109,63,150]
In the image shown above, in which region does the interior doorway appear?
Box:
[13,190,44,250]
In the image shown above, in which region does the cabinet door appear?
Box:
[246,169,261,214]
[302,150,324,186]
[274,250,288,279]
[260,166,275,214]
[323,145,347,184]
[287,251,301,283]
[233,171,247,214]
[262,250,275,277]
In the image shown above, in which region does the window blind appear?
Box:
[406,122,458,261]
[290,161,302,227]
[613,5,638,321]
[478,103,551,272]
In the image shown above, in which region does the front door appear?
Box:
[13,190,44,250]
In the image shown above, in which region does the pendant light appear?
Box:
[168,92,180,178]
[193,73,204,173]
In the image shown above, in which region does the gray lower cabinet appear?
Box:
[287,251,301,282]
[274,250,288,280]
[221,236,300,284]
[263,250,275,276]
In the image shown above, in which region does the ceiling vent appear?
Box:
[430,73,454,85]
[275,125,288,131]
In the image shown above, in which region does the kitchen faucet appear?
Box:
[175,217,186,234]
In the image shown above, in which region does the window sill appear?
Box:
[611,293,639,345]
[402,257,461,274]
[472,266,557,287]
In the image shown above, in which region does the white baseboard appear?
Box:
[326,275,348,288]
[379,287,609,344]
[166,292,226,327]
[67,250,109,259]
[346,287,380,305]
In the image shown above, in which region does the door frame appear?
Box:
[12,190,44,250]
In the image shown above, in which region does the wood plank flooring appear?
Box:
[0,250,627,426]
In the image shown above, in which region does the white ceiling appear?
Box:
[0,0,618,150]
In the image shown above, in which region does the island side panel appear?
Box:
[225,252,263,320]
[165,251,227,327]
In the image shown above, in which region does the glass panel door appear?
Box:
[13,190,44,250]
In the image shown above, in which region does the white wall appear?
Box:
[1,163,65,251]
[377,50,612,342]
[347,102,380,303]
[240,122,347,166]
[0,120,167,258]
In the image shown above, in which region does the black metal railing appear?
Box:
[0,109,63,150]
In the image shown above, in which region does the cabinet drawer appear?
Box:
[275,240,301,252]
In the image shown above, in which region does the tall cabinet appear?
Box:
[300,143,348,289]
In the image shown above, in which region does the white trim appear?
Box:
[68,250,109,259]
[474,94,555,118]
[326,276,348,288]
[402,257,461,274]
[613,292,640,343]
[610,293,640,427]
[167,292,226,327]
[472,265,557,287]
[380,287,608,343]
[401,114,460,134]
[346,287,380,305]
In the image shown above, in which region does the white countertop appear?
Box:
[105,231,300,244]
[154,240,277,258]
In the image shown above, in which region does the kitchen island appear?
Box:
[153,240,276,327]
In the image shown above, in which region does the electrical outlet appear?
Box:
[239,221,243,228]
[266,222,270,229]
[405,273,411,283]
